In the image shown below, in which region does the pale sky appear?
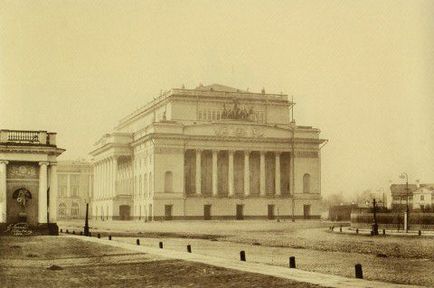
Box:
[0,0,433,198]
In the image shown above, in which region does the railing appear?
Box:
[0,130,56,145]
[7,130,41,143]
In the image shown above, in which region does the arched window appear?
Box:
[164,171,173,193]
[303,173,311,193]
[71,202,79,217]
[58,203,66,217]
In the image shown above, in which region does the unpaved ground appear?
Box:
[60,220,434,286]
[0,236,322,288]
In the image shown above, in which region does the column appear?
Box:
[108,159,112,197]
[275,152,281,196]
[112,157,117,197]
[212,150,218,196]
[103,160,107,198]
[0,160,8,223]
[49,163,58,223]
[38,162,49,223]
[244,151,250,196]
[260,151,266,196]
[66,174,71,198]
[228,150,234,197]
[195,150,202,195]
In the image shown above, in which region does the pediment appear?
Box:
[183,121,292,139]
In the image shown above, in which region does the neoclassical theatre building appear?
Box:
[90,84,326,221]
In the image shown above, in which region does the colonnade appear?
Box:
[185,150,291,197]
[93,156,117,201]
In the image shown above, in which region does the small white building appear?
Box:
[413,184,434,211]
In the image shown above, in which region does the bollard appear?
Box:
[72,231,75,235]
[340,226,342,233]
[383,229,386,235]
[88,232,91,237]
[136,239,140,245]
[109,235,112,240]
[187,244,192,253]
[418,230,422,236]
[289,256,296,268]
[66,229,69,234]
[60,229,63,233]
[97,233,101,239]
[356,228,359,234]
[80,231,83,235]
[355,264,363,279]
[159,242,163,249]
[331,226,334,231]
[240,251,246,262]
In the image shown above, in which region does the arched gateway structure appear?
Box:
[90,84,326,221]
[0,130,65,234]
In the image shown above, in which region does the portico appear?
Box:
[185,149,290,198]
[0,129,64,235]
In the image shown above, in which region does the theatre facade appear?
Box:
[90,84,326,221]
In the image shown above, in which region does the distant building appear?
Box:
[57,160,93,219]
[0,129,64,234]
[329,204,358,221]
[413,184,434,211]
[390,184,418,210]
[90,84,326,221]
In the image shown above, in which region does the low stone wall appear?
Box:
[351,212,434,230]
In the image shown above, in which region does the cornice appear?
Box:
[0,145,65,156]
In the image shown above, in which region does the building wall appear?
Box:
[57,161,92,220]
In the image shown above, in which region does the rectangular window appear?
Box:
[164,205,173,220]
[58,175,67,197]
[421,195,424,201]
[268,204,275,220]
[70,175,80,197]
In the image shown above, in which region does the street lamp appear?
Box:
[399,172,409,232]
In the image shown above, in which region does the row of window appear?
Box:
[198,110,265,123]
[58,203,80,217]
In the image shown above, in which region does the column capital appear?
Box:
[0,160,9,165]
[196,149,203,154]
[49,162,58,166]
[39,161,49,166]
[260,151,266,156]
[275,151,282,156]
[228,150,235,155]
[243,150,251,156]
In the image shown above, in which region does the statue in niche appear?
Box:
[13,188,32,209]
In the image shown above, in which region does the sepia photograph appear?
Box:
[0,1,433,287]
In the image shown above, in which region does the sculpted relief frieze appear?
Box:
[7,164,38,179]
[213,125,264,138]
